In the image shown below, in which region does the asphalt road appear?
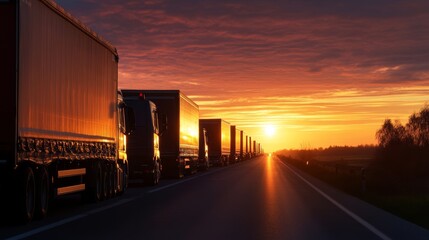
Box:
[1,155,429,240]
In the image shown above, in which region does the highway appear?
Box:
[1,155,428,240]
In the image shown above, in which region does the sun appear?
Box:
[264,125,276,137]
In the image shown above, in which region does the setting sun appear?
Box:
[264,125,276,137]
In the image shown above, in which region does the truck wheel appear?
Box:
[122,163,128,192]
[85,161,103,202]
[14,167,35,223]
[106,164,114,198]
[35,167,49,219]
[112,165,118,197]
[117,163,128,195]
[147,161,160,186]
[96,162,104,201]
[102,163,109,200]
[155,161,161,184]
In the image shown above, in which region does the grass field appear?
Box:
[277,154,429,230]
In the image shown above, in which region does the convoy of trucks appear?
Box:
[0,0,263,224]
[122,90,200,178]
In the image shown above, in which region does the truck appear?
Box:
[198,127,209,171]
[0,0,134,223]
[243,133,248,160]
[239,130,244,161]
[249,136,253,158]
[253,140,257,157]
[200,119,231,166]
[230,126,242,164]
[122,93,165,185]
[122,90,199,178]
[243,132,250,160]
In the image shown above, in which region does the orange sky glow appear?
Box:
[57,0,429,152]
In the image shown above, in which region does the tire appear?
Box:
[112,165,118,197]
[35,167,49,219]
[85,161,103,202]
[14,167,35,223]
[150,161,160,186]
[106,164,114,198]
[102,163,109,200]
[177,164,184,179]
[117,163,128,195]
[96,162,104,201]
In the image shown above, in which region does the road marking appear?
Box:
[5,168,224,240]
[278,160,392,240]
[5,215,85,240]
[5,198,134,240]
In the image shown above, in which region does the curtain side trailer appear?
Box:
[0,0,133,223]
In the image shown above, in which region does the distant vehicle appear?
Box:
[248,136,253,158]
[122,92,166,185]
[239,130,244,160]
[200,119,231,166]
[198,127,209,170]
[243,133,250,160]
[230,126,242,164]
[252,140,256,157]
[0,0,134,223]
[122,90,199,178]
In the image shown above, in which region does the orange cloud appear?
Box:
[56,0,429,151]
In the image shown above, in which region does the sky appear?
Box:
[56,0,429,152]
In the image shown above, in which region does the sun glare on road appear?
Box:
[264,125,276,137]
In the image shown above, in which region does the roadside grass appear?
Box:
[278,155,429,230]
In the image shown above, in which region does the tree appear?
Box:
[376,119,411,148]
[406,105,429,147]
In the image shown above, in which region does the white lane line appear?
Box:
[5,215,85,240]
[6,168,224,240]
[278,160,392,240]
[5,198,133,240]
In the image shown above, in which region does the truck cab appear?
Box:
[117,91,135,192]
[123,92,164,185]
[198,128,209,170]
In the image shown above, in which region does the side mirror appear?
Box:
[124,106,135,135]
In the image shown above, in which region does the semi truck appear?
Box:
[249,136,253,158]
[122,90,199,178]
[230,126,242,164]
[243,134,249,160]
[0,0,134,223]
[239,130,244,161]
[122,93,165,185]
[198,127,209,171]
[200,119,231,166]
[253,140,257,157]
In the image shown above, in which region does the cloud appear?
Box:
[55,0,429,149]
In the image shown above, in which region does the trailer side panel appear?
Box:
[19,0,118,146]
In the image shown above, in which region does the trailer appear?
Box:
[230,126,242,164]
[200,119,231,166]
[239,130,244,161]
[198,127,209,171]
[122,90,199,178]
[253,140,257,157]
[249,136,253,158]
[122,93,165,185]
[244,134,249,160]
[0,0,134,223]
